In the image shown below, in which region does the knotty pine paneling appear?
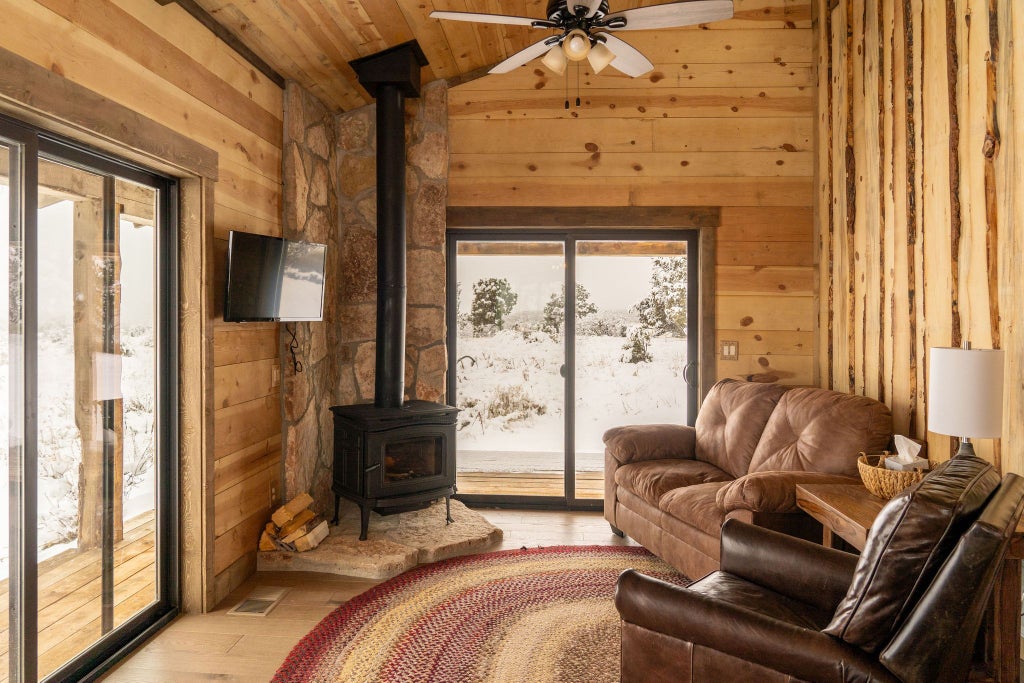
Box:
[449,10,816,387]
[0,0,285,607]
[815,0,1024,476]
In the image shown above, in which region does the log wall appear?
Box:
[814,0,1024,473]
[448,0,817,386]
[0,0,285,606]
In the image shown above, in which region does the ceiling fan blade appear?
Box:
[489,37,560,74]
[430,10,538,26]
[604,0,733,31]
[596,32,654,77]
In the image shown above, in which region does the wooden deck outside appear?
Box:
[0,511,157,681]
[457,471,604,499]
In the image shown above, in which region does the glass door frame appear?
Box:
[1,113,179,683]
[447,229,700,510]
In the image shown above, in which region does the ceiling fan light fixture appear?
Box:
[562,29,591,61]
[587,41,615,73]
[541,45,568,74]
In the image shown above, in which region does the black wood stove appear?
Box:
[330,401,457,540]
[330,42,458,541]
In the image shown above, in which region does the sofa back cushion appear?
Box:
[747,387,892,476]
[823,455,1000,653]
[694,380,788,478]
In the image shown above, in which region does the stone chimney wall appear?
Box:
[280,80,449,514]
[336,80,449,406]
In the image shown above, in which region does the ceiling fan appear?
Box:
[430,0,733,78]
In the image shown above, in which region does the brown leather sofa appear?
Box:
[604,379,893,578]
[615,455,1024,683]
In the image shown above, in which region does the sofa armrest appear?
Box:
[716,470,862,514]
[603,424,697,465]
[615,569,897,683]
[719,519,858,613]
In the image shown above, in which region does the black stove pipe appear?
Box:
[374,83,406,409]
[350,41,428,409]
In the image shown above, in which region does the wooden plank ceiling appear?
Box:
[190,0,810,111]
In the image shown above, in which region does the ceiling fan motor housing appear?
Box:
[546,0,610,22]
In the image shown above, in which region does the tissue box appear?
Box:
[884,456,929,472]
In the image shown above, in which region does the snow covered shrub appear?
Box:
[579,314,628,337]
[485,385,547,424]
[123,394,155,498]
[621,326,654,364]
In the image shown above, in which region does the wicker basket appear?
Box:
[857,453,926,499]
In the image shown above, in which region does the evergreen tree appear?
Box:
[541,283,597,335]
[470,277,518,335]
[632,257,688,337]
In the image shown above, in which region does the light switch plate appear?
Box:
[720,340,739,361]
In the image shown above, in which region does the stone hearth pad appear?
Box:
[257,499,502,580]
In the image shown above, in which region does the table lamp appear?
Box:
[927,346,1005,458]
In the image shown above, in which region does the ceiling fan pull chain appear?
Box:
[564,68,570,110]
[576,62,581,107]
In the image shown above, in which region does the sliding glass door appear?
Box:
[448,231,699,507]
[1,115,177,682]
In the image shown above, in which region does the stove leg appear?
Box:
[331,494,341,525]
[359,505,370,541]
[445,496,453,525]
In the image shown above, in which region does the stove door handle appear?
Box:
[365,463,381,473]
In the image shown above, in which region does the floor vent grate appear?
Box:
[226,586,289,617]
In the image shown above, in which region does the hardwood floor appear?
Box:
[100,509,634,682]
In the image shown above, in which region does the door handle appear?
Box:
[559,364,566,378]
[683,361,697,387]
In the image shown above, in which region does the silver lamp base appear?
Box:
[953,437,977,459]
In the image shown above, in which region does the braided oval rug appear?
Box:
[272,545,687,683]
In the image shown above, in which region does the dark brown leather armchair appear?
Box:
[615,456,1024,683]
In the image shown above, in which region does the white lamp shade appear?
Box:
[563,30,591,61]
[927,347,1005,438]
[541,45,567,75]
[587,42,615,74]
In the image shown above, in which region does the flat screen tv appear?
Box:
[224,230,327,322]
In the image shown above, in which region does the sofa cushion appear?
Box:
[747,387,892,476]
[694,380,788,478]
[659,482,732,537]
[615,460,733,507]
[823,455,999,653]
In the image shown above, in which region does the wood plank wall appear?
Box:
[448,0,817,386]
[0,0,285,606]
[814,0,1024,474]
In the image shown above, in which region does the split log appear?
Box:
[294,521,329,552]
[271,492,314,527]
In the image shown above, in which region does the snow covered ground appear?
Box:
[454,330,688,473]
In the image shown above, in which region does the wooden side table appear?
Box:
[795,483,1023,683]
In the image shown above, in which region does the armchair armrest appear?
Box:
[719,519,858,613]
[615,569,897,683]
[603,424,697,465]
[716,470,861,514]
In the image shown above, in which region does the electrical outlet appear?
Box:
[271,364,280,388]
[720,340,739,361]
[270,486,278,507]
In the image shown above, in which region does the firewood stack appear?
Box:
[259,492,329,553]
